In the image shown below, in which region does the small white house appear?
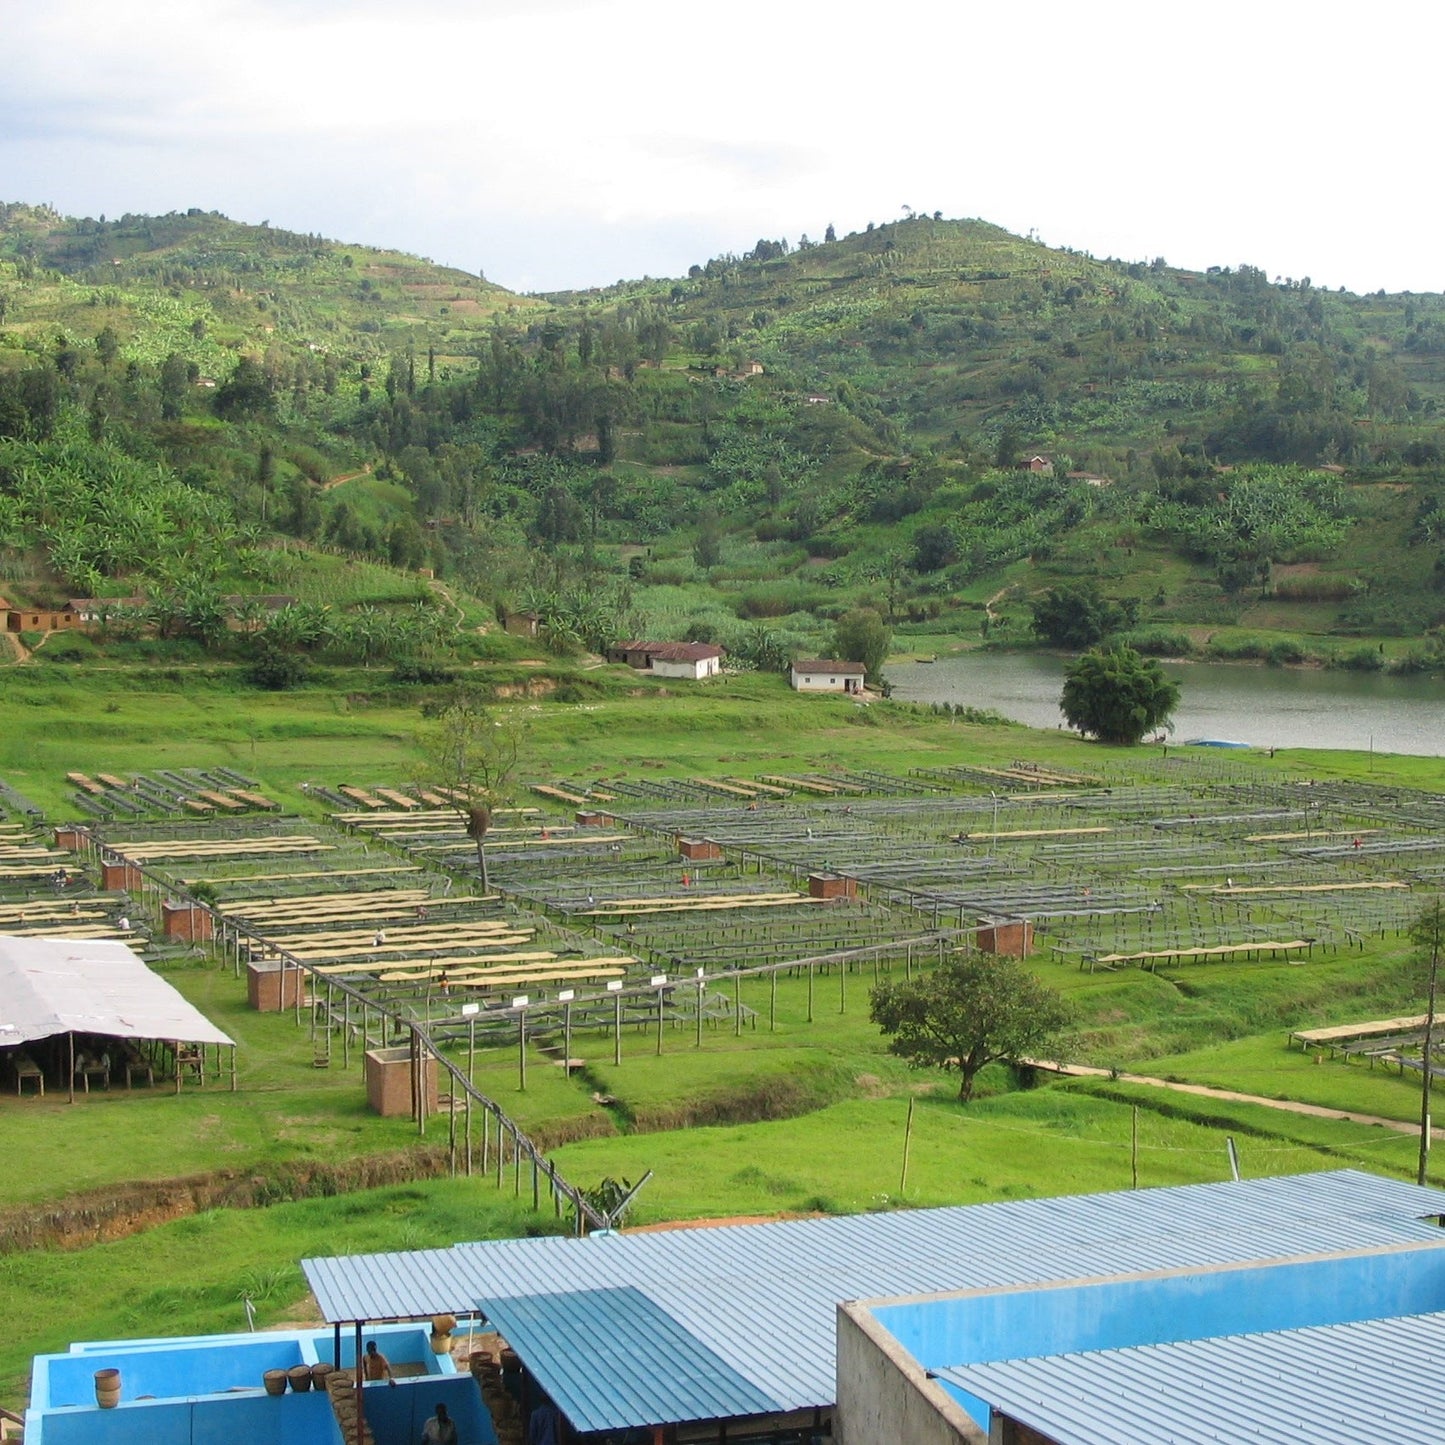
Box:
[790,659,866,694]
[611,641,724,681]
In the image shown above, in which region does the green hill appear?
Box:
[2,202,1444,679]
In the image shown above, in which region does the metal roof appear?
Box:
[0,935,234,1048]
[477,1288,781,1434]
[938,1310,1445,1445]
[300,1171,1445,1429]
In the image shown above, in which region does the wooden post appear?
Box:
[734,973,742,1036]
[1131,1105,1139,1189]
[68,1031,75,1105]
[899,1097,915,1196]
[807,963,814,1023]
[468,1017,476,1084]
[1420,902,1442,1187]
[656,987,664,1056]
[448,1084,457,1177]
[518,1008,527,1092]
[839,961,846,1014]
[695,978,704,1049]
[770,969,777,1031]
[614,991,622,1067]
[465,1095,473,1177]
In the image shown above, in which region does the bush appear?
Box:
[1335,646,1385,672]
[1117,628,1192,658]
[1267,639,1309,666]
[248,646,310,690]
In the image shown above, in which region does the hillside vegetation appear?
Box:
[3,202,1445,678]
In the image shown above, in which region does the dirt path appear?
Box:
[426,578,468,631]
[1033,1059,1438,1139]
[320,463,372,492]
[0,630,30,664]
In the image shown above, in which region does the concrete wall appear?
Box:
[34,1390,338,1445]
[791,671,860,692]
[835,1302,986,1445]
[871,1240,1445,1434]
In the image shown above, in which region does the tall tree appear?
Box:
[1060,645,1179,744]
[833,608,891,685]
[416,689,525,891]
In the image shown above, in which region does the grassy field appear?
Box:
[3,676,1445,1412]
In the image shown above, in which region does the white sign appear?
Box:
[650,974,667,987]
[511,995,529,1010]
[557,989,575,1003]
[460,1002,480,1017]
[606,980,624,992]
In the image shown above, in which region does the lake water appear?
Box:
[890,651,1445,757]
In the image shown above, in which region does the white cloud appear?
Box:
[2,0,1443,293]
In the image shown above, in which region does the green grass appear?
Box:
[2,675,1445,1415]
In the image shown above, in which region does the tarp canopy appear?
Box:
[0,934,233,1048]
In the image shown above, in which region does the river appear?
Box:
[889,651,1445,757]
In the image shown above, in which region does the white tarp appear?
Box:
[0,934,234,1048]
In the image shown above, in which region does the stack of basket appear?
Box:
[325,1371,373,1445]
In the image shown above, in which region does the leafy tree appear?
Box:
[693,509,723,570]
[824,223,837,243]
[869,955,1072,1101]
[159,353,190,421]
[912,522,959,573]
[416,688,525,891]
[214,355,274,419]
[833,607,891,684]
[532,484,584,548]
[1030,584,1136,649]
[94,326,120,371]
[1060,644,1180,744]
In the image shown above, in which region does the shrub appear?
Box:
[1335,646,1385,672]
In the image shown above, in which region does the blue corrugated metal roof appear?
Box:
[477,1287,782,1434]
[300,1171,1445,1426]
[938,1310,1445,1444]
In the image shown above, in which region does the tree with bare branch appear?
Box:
[416,688,525,891]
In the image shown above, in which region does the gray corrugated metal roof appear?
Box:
[938,1310,1445,1444]
[301,1171,1445,1424]
[0,934,233,1047]
[478,1287,781,1433]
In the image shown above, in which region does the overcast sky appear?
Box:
[3,0,1441,296]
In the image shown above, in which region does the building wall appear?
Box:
[873,1241,1445,1414]
[835,1302,986,1445]
[652,657,716,680]
[791,671,857,692]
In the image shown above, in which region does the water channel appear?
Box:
[889,651,1445,757]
